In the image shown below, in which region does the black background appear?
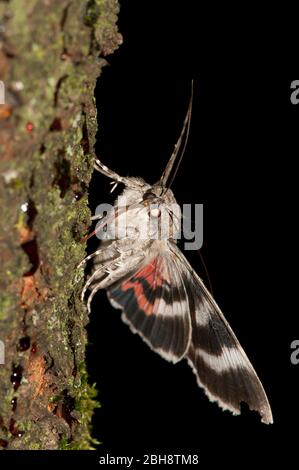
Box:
[3,0,297,467]
[85,0,298,467]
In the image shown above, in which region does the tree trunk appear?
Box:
[0,0,121,450]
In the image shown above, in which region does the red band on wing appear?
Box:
[138,258,170,285]
[121,279,153,315]
[121,257,170,316]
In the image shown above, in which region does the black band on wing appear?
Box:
[183,271,273,424]
[187,345,271,422]
[185,283,236,356]
[111,284,186,352]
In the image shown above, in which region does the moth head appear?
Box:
[140,183,181,239]
[142,183,177,211]
[113,182,181,242]
[142,184,163,205]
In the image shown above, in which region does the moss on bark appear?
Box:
[0,0,121,450]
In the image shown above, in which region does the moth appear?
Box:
[81,83,273,424]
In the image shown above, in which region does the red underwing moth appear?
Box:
[81,82,273,424]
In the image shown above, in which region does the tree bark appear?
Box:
[0,0,121,450]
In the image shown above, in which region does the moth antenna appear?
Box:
[94,158,144,189]
[160,80,194,189]
[94,158,124,183]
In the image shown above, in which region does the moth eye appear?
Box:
[143,190,155,201]
[150,207,161,218]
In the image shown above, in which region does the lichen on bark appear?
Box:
[0,0,122,450]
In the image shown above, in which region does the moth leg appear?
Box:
[81,258,116,302]
[81,244,124,301]
[86,251,146,312]
[94,158,122,181]
[95,158,138,188]
[87,282,104,313]
[78,249,105,269]
[85,261,129,313]
[77,239,120,269]
[85,263,124,312]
